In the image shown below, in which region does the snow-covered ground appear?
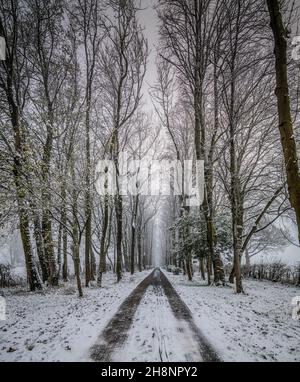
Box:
[1,269,299,362]
[112,284,203,362]
[168,271,300,362]
[0,271,150,362]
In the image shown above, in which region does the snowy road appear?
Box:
[90,268,221,362]
[111,282,203,361]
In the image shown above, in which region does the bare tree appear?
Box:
[0,0,42,290]
[266,0,300,244]
[69,0,105,286]
[99,0,147,281]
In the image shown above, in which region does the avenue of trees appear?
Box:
[0,0,299,295]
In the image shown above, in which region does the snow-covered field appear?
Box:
[168,272,300,362]
[0,271,150,362]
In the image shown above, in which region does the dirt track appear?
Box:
[90,268,221,362]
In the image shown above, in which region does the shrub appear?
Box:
[0,263,23,287]
[241,261,300,286]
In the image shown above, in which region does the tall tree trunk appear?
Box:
[115,194,123,282]
[206,255,212,284]
[186,258,193,281]
[267,0,300,243]
[122,233,129,271]
[130,222,136,275]
[41,209,57,286]
[32,210,48,283]
[81,0,100,288]
[62,225,68,282]
[130,195,139,274]
[84,212,91,287]
[84,111,92,286]
[73,240,83,298]
[97,193,109,287]
[227,8,243,292]
[193,0,214,286]
[199,257,206,280]
[41,112,57,286]
[90,247,96,281]
[193,65,214,286]
[61,184,68,282]
[229,202,244,286]
[7,76,42,291]
[16,177,42,291]
[245,249,251,276]
[209,62,225,285]
[57,221,62,280]
[71,158,83,297]
[13,143,42,291]
[113,117,123,281]
[137,226,142,272]
[230,123,243,293]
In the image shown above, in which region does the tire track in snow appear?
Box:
[90,268,221,362]
[159,270,222,362]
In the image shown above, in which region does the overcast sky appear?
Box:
[137,0,159,108]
